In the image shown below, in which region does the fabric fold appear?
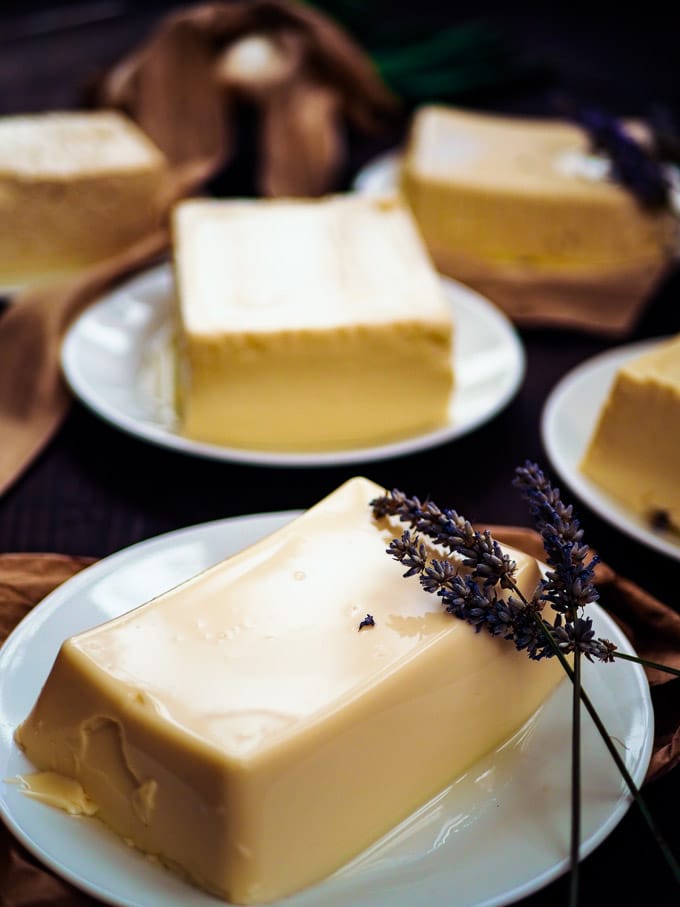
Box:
[431,248,673,337]
[0,231,169,498]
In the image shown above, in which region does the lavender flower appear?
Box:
[572,106,670,210]
[373,491,516,589]
[371,463,617,663]
[358,614,375,631]
[373,465,680,895]
[512,462,620,663]
[387,531,429,577]
[513,460,599,615]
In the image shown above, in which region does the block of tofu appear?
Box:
[172,195,454,450]
[400,106,676,276]
[581,335,680,530]
[0,111,167,286]
[16,477,562,904]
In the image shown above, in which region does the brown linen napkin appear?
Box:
[0,555,97,907]
[0,231,169,499]
[0,533,678,905]
[430,246,674,338]
[0,1,395,500]
[97,0,397,197]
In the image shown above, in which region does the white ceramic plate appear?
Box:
[60,263,524,467]
[353,150,402,195]
[354,151,680,215]
[0,513,653,907]
[541,338,680,561]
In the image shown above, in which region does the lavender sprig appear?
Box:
[371,463,680,895]
[513,461,617,667]
[510,464,590,907]
[373,478,616,663]
[373,475,679,676]
[513,460,598,612]
[374,491,517,589]
[571,106,671,210]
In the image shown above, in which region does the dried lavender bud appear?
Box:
[650,509,672,531]
[371,491,517,589]
[513,462,599,619]
[376,464,618,664]
[387,531,429,577]
[573,105,670,210]
[420,557,457,595]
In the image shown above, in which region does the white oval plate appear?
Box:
[0,513,653,907]
[60,263,524,467]
[353,150,401,195]
[541,338,680,561]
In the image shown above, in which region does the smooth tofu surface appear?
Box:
[172,195,454,450]
[404,105,611,197]
[0,111,165,177]
[174,195,451,334]
[581,335,680,529]
[17,478,563,903]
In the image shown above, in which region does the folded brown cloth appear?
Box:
[0,0,395,500]
[433,250,673,338]
[0,532,678,905]
[0,231,169,499]
[0,555,97,907]
[98,0,397,197]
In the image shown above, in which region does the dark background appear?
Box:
[1,3,679,905]
[3,2,680,119]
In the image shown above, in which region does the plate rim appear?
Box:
[540,336,680,562]
[60,262,525,468]
[0,511,654,907]
[352,149,402,194]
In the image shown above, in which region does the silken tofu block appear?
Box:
[400,105,676,274]
[581,334,680,530]
[172,195,454,450]
[0,111,167,285]
[16,477,563,903]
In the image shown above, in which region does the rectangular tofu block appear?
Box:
[172,195,454,450]
[581,334,680,530]
[0,111,167,285]
[400,105,675,275]
[17,477,562,903]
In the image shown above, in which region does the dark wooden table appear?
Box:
[1,4,679,906]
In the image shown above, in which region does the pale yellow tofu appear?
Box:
[581,335,680,529]
[16,477,562,903]
[400,105,675,275]
[172,195,454,450]
[0,111,167,285]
